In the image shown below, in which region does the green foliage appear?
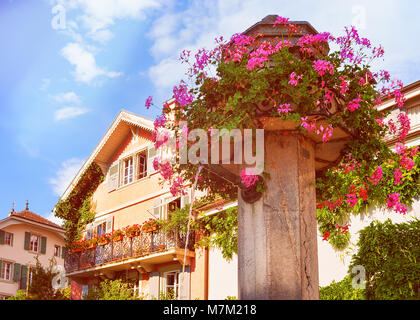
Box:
[199,206,238,260]
[316,148,420,249]
[16,256,70,300]
[161,205,238,260]
[152,291,178,300]
[349,219,420,300]
[84,279,139,300]
[7,290,31,300]
[54,162,104,244]
[319,275,365,300]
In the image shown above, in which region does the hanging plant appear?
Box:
[146,16,419,250]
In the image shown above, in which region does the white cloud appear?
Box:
[61,42,122,84]
[44,212,65,227]
[49,158,85,196]
[53,0,161,43]
[54,106,90,121]
[50,91,81,104]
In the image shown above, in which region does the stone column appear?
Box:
[238,131,319,299]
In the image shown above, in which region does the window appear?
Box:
[0,295,11,300]
[95,222,107,236]
[123,157,134,185]
[5,232,13,246]
[0,261,12,281]
[164,271,179,299]
[54,245,61,257]
[153,193,190,220]
[137,150,148,180]
[30,234,40,252]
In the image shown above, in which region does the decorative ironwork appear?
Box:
[64,228,195,274]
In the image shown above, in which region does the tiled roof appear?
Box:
[11,210,64,230]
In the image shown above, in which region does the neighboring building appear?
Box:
[0,202,66,299]
[318,79,420,285]
[60,110,237,300]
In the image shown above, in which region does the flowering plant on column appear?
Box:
[146,16,419,250]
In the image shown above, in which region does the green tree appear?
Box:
[319,275,365,300]
[84,279,139,300]
[349,218,420,300]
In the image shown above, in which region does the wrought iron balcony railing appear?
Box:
[64,229,195,274]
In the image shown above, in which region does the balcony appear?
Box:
[64,229,195,275]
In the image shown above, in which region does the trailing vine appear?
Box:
[54,162,104,245]
[161,204,238,260]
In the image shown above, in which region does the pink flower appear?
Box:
[347,95,362,112]
[273,16,290,27]
[173,81,194,107]
[346,193,358,207]
[288,72,303,86]
[369,166,383,185]
[145,96,153,109]
[240,169,259,188]
[301,116,316,132]
[394,168,403,185]
[312,59,334,76]
[387,193,400,209]
[277,103,292,114]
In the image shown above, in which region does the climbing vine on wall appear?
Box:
[54,162,104,245]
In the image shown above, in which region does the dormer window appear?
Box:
[108,144,159,192]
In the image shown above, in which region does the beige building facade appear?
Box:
[0,204,66,299]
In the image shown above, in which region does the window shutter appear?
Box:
[24,232,30,250]
[147,145,158,176]
[106,216,113,233]
[153,199,162,219]
[40,236,47,254]
[0,230,5,244]
[108,162,120,192]
[182,193,190,208]
[13,263,21,282]
[0,260,2,276]
[61,247,68,259]
[149,272,160,299]
[20,265,28,290]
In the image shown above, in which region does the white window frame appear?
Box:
[5,232,13,246]
[29,234,41,253]
[163,271,180,299]
[122,156,134,186]
[136,149,148,180]
[153,191,191,220]
[0,260,13,281]
[54,245,61,257]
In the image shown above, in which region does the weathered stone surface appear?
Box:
[238,131,319,300]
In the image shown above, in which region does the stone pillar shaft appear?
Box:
[238,132,319,299]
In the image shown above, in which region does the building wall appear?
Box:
[0,222,65,298]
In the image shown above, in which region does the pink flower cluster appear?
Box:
[273,16,290,27]
[288,72,303,86]
[173,81,194,108]
[170,176,186,197]
[300,116,316,131]
[394,168,403,185]
[240,169,259,188]
[315,124,334,142]
[347,95,362,112]
[145,96,153,110]
[312,59,334,76]
[277,103,292,114]
[369,166,383,185]
[387,193,407,215]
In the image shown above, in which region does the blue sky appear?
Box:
[0,0,419,223]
